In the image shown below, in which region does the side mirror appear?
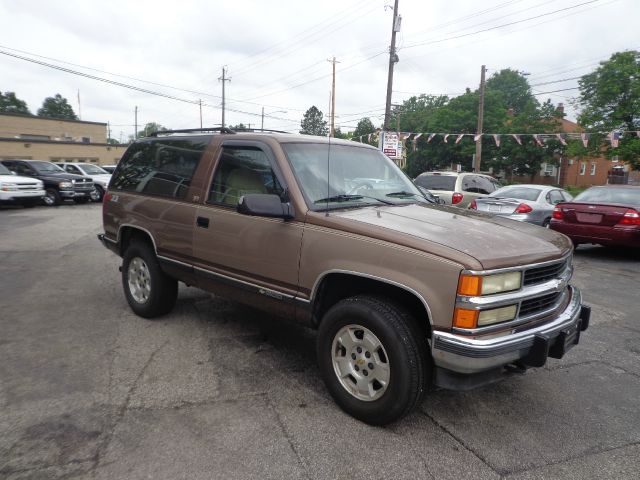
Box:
[11,171,17,176]
[237,194,294,220]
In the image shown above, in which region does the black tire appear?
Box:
[74,197,90,204]
[43,189,61,206]
[121,240,178,318]
[93,186,104,202]
[542,218,550,228]
[317,295,429,425]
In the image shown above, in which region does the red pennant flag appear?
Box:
[493,134,501,147]
[556,134,567,146]
[533,134,544,147]
[414,133,423,140]
[443,134,450,143]
[512,134,522,145]
[455,134,464,144]
[427,133,436,143]
[581,133,590,148]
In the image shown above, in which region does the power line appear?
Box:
[402,0,603,50]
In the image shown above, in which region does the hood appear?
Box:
[0,173,42,184]
[329,203,572,270]
[37,172,91,182]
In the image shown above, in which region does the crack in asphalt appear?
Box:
[0,458,94,477]
[500,440,640,478]
[420,409,501,477]
[88,339,170,478]
[264,392,312,480]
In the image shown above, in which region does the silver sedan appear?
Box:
[469,184,573,227]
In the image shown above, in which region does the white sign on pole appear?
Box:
[381,132,402,160]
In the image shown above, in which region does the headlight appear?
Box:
[453,304,518,329]
[59,181,74,189]
[1,182,18,191]
[458,271,522,296]
[478,305,518,326]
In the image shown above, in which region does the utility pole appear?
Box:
[134,106,138,140]
[107,122,111,142]
[218,66,231,128]
[474,65,486,172]
[199,99,203,128]
[261,107,264,131]
[383,0,401,131]
[327,57,340,137]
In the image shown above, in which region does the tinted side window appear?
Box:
[110,139,207,199]
[208,146,284,206]
[13,162,34,176]
[461,175,479,193]
[474,176,494,195]
[547,190,564,205]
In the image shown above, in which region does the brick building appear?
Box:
[0,113,126,166]
[508,105,639,187]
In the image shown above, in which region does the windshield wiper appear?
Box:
[386,191,421,198]
[314,194,394,205]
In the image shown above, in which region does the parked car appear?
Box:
[550,185,640,248]
[100,165,118,174]
[54,162,111,202]
[0,162,45,207]
[469,184,573,227]
[98,128,589,425]
[413,171,502,207]
[0,160,94,206]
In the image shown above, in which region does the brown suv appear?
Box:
[99,128,590,425]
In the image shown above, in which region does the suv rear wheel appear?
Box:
[317,295,429,425]
[122,240,178,318]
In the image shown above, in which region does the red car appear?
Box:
[550,185,640,248]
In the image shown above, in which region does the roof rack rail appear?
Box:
[148,127,236,137]
[230,128,291,134]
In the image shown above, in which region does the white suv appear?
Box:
[414,171,501,208]
[0,162,45,207]
[55,163,111,202]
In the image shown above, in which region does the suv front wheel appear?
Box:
[317,295,429,425]
[122,241,178,318]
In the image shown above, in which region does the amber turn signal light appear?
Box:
[453,308,479,329]
[457,274,482,296]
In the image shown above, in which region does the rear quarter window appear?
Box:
[414,175,456,191]
[110,138,209,200]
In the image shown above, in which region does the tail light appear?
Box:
[618,208,640,226]
[552,206,563,220]
[514,203,533,214]
[102,191,112,215]
[452,192,463,204]
[469,199,477,210]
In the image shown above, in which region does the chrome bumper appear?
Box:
[431,286,589,375]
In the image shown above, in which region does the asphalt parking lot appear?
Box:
[1,203,639,480]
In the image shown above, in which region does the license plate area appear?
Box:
[576,212,603,224]
[549,323,581,359]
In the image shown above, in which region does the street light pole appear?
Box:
[474,65,486,172]
[383,0,401,131]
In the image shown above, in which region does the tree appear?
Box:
[576,50,640,170]
[0,91,31,114]
[351,118,377,145]
[229,123,248,130]
[137,122,167,138]
[300,106,328,136]
[37,94,78,120]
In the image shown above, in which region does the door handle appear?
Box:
[196,216,209,228]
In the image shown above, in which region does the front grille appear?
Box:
[18,184,40,190]
[519,291,562,317]
[74,181,94,191]
[523,259,567,286]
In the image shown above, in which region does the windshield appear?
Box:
[491,186,542,201]
[0,164,12,175]
[414,174,457,191]
[80,164,109,175]
[30,161,65,174]
[574,186,640,206]
[282,143,426,210]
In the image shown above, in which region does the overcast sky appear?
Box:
[0,0,637,141]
